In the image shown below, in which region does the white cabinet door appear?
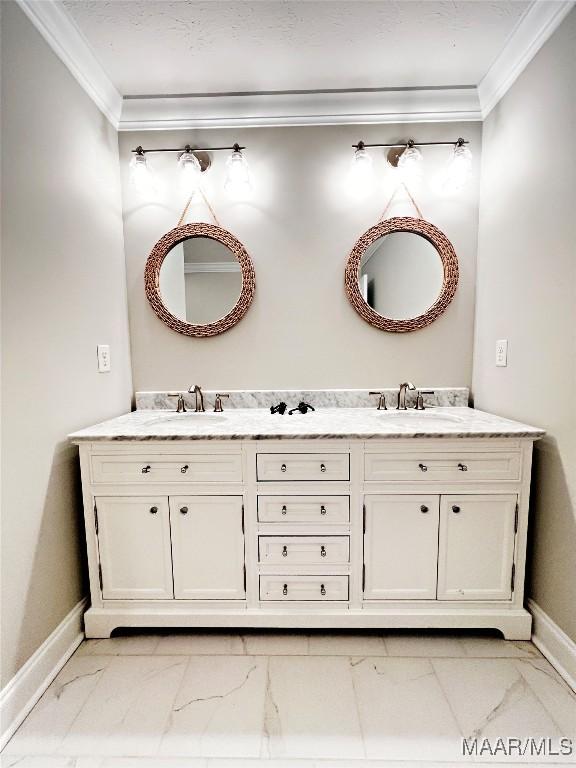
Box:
[438,494,517,601]
[170,496,246,600]
[96,496,173,600]
[363,495,440,600]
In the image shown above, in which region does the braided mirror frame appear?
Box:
[344,216,458,333]
[145,223,256,337]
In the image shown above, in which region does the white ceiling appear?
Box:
[62,0,531,96]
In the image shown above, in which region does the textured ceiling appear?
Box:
[62,0,531,96]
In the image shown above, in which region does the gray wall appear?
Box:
[0,2,133,686]
[119,122,481,391]
[473,10,576,641]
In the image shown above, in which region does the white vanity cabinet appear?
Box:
[75,435,537,640]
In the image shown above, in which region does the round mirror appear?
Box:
[359,232,444,320]
[145,223,256,337]
[160,237,242,325]
[345,217,458,333]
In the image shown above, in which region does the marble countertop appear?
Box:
[69,407,545,442]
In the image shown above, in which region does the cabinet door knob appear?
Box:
[281,463,287,472]
[418,463,428,472]
[282,584,288,596]
[281,505,287,515]
[457,463,468,472]
[149,506,158,514]
[142,465,151,474]
[282,545,288,557]
[320,584,326,596]
[420,505,429,513]
[320,505,327,515]
[320,463,327,473]
[452,505,461,513]
[180,506,188,514]
[181,464,189,473]
[320,545,326,557]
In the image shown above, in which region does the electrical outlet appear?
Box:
[97,344,111,373]
[496,339,508,367]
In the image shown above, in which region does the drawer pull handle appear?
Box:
[282,545,288,557]
[181,464,189,473]
[320,584,326,596]
[320,545,326,557]
[281,505,287,515]
[142,465,151,474]
[150,506,158,514]
[320,463,327,473]
[281,463,287,473]
[180,506,188,515]
[452,505,461,513]
[420,505,429,513]
[320,505,327,515]
[457,463,468,472]
[283,584,288,596]
[418,463,428,472]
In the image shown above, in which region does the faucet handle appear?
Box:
[369,391,387,410]
[167,392,187,413]
[415,390,435,410]
[214,393,230,412]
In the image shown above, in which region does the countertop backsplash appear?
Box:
[135,388,470,411]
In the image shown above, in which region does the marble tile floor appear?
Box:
[2,630,575,767]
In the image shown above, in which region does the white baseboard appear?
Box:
[0,598,87,751]
[528,598,576,693]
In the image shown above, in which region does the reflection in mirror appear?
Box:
[159,237,242,324]
[359,232,444,320]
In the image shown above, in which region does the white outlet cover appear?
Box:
[97,344,111,373]
[496,339,508,367]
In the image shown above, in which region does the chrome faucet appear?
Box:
[189,384,205,413]
[369,391,387,410]
[397,382,416,410]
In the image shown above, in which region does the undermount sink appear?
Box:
[162,413,228,424]
[380,411,464,425]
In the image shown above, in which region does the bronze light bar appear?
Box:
[353,138,468,150]
[132,143,245,155]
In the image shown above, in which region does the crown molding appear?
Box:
[118,87,481,131]
[15,0,122,127]
[478,0,575,118]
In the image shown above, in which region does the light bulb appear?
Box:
[349,145,374,194]
[129,151,156,197]
[397,143,423,181]
[225,146,251,199]
[179,150,202,194]
[439,141,473,193]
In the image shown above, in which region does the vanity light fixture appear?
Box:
[225,144,252,199]
[350,141,374,189]
[129,142,249,199]
[129,147,156,196]
[351,138,472,191]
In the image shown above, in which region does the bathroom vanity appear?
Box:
[70,390,544,639]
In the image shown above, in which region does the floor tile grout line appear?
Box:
[429,657,468,744]
[348,654,369,759]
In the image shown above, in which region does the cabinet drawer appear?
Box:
[259,536,350,565]
[259,575,349,601]
[364,452,520,482]
[257,453,349,481]
[91,454,242,484]
[258,495,350,523]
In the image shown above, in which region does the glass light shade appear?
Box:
[225,149,252,199]
[129,153,156,196]
[179,151,202,194]
[397,144,423,180]
[350,147,374,190]
[440,143,473,193]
